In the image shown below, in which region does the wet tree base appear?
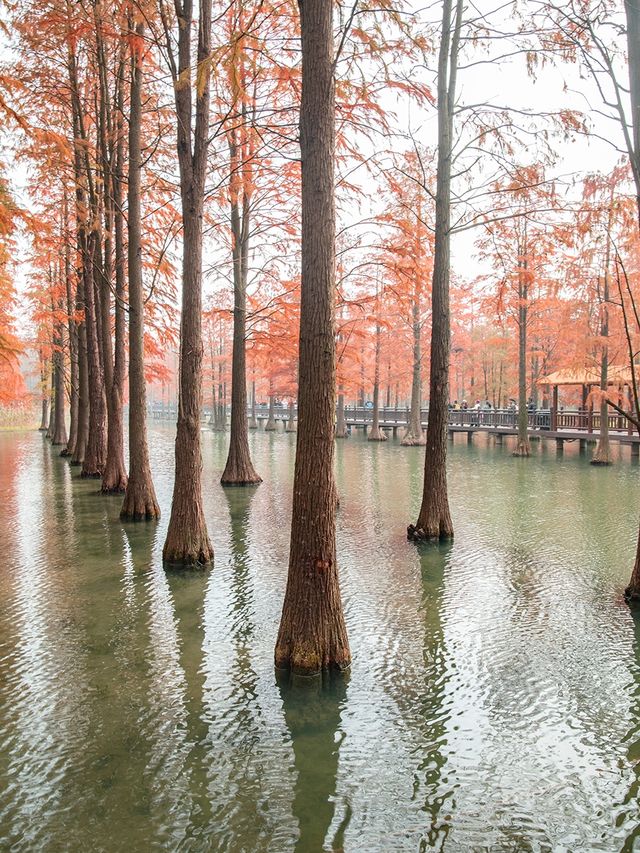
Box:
[220,475,263,487]
[101,483,127,495]
[264,423,277,432]
[80,471,102,479]
[274,649,351,678]
[401,433,426,446]
[590,456,612,466]
[512,444,531,457]
[625,585,640,604]
[162,549,213,570]
[59,448,72,457]
[368,429,388,442]
[407,523,454,542]
[121,507,160,521]
[248,419,258,430]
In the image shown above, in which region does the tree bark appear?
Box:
[100,43,128,494]
[275,0,351,676]
[221,133,261,485]
[248,378,258,429]
[409,0,461,541]
[62,199,78,457]
[592,198,614,465]
[81,234,107,478]
[286,396,297,432]
[121,19,160,522]
[162,0,214,567]
[368,312,386,442]
[265,393,277,431]
[513,236,531,457]
[51,288,68,447]
[71,271,90,466]
[401,295,425,445]
[335,390,348,438]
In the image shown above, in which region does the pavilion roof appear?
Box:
[538,365,636,386]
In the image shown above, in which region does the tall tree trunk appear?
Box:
[100,45,128,494]
[623,0,640,600]
[409,0,461,541]
[38,353,50,431]
[121,19,160,521]
[162,0,214,567]
[221,137,261,484]
[513,235,531,457]
[62,199,78,457]
[46,363,55,440]
[265,392,277,431]
[71,273,90,466]
[81,235,107,478]
[51,285,68,446]
[275,0,351,676]
[335,390,348,438]
[402,295,425,446]
[286,396,296,432]
[592,197,614,465]
[368,309,386,441]
[249,378,258,429]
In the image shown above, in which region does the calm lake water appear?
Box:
[1,426,640,852]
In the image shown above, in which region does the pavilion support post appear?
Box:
[551,385,558,431]
[632,442,639,460]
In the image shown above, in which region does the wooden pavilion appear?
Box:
[538,365,636,431]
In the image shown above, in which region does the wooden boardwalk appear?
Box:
[149,404,640,454]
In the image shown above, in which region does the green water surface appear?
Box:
[0,428,639,852]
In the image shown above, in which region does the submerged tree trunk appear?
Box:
[121,19,160,522]
[51,298,68,447]
[409,0,461,541]
[162,0,213,567]
[62,201,78,457]
[620,0,640,600]
[249,379,258,429]
[39,354,50,432]
[513,235,531,457]
[265,393,277,431]
[100,51,128,494]
[402,296,425,446]
[81,239,107,479]
[368,313,386,442]
[286,397,296,432]
[592,202,614,466]
[275,0,351,676]
[221,140,261,485]
[335,390,348,438]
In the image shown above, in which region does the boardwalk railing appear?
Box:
[149,402,634,436]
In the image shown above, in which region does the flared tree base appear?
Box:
[401,430,426,446]
[249,418,258,430]
[407,523,454,542]
[368,428,387,441]
[265,422,277,432]
[512,440,531,457]
[335,427,349,439]
[162,535,213,569]
[591,443,612,465]
[625,584,640,603]
[285,423,297,433]
[221,473,262,487]
[59,448,72,458]
[121,482,161,521]
[101,482,127,495]
[274,638,351,677]
[80,470,102,479]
